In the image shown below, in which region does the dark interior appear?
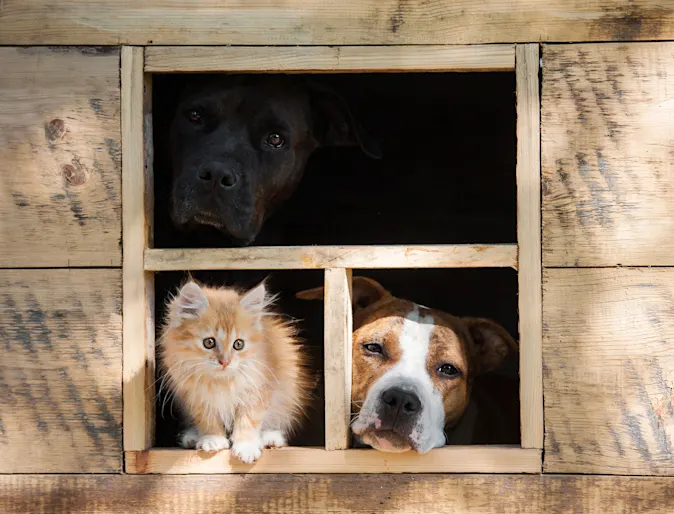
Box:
[152,72,516,248]
[152,72,519,448]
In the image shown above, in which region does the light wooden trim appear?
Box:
[515,44,543,450]
[3,3,674,47]
[122,46,156,451]
[126,446,541,474]
[145,45,515,73]
[144,244,518,271]
[324,269,353,450]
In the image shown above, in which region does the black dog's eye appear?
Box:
[265,132,285,148]
[363,343,383,355]
[203,337,216,350]
[188,110,203,124]
[437,364,461,378]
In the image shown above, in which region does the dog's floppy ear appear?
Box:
[307,80,382,160]
[463,318,518,375]
[296,276,391,311]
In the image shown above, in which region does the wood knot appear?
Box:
[45,118,66,142]
[61,164,87,186]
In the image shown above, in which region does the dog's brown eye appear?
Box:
[266,132,284,148]
[203,337,216,350]
[188,110,203,124]
[233,339,245,351]
[364,343,383,355]
[438,364,461,378]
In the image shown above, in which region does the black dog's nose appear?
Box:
[381,388,421,416]
[198,163,238,189]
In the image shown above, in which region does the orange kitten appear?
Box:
[158,280,311,463]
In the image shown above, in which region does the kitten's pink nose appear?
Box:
[218,359,230,368]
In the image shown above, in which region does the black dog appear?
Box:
[168,75,381,246]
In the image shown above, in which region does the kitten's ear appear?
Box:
[175,282,209,320]
[240,281,269,318]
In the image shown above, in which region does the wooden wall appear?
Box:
[542,43,674,475]
[3,474,674,513]
[0,47,123,473]
[1,1,674,45]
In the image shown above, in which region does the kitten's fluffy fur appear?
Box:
[159,280,310,463]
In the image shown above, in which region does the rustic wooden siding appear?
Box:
[542,42,674,267]
[0,269,122,472]
[543,268,674,475]
[0,47,121,268]
[0,2,673,46]
[2,474,674,513]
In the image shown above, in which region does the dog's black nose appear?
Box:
[381,388,421,416]
[198,163,238,190]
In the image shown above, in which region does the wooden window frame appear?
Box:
[122,44,542,474]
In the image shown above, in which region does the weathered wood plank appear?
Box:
[1,2,674,45]
[145,45,515,73]
[543,268,674,475]
[0,47,121,268]
[542,42,674,266]
[126,447,539,474]
[516,44,543,450]
[122,47,155,451]
[145,245,518,271]
[0,270,122,472]
[323,269,353,450]
[2,474,674,513]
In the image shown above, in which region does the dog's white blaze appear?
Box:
[395,308,446,451]
[398,308,434,379]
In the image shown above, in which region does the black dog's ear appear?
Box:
[307,80,382,160]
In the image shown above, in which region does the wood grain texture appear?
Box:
[1,2,674,45]
[516,44,543,450]
[542,42,674,266]
[0,270,122,472]
[145,45,515,73]
[125,447,540,474]
[122,47,155,451]
[323,269,353,450]
[3,474,674,513]
[145,245,518,271]
[543,268,674,475]
[0,47,121,268]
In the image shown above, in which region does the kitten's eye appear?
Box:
[363,343,383,355]
[233,339,245,351]
[438,363,461,378]
[265,132,285,148]
[202,337,216,350]
[188,110,203,124]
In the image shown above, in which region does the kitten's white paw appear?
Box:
[179,427,200,449]
[262,430,287,448]
[232,439,263,464]
[196,435,230,452]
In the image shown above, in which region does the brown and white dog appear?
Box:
[297,276,518,453]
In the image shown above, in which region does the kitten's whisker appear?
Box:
[237,367,265,404]
[246,359,280,384]
[239,363,274,388]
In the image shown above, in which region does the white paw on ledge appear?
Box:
[195,435,231,452]
[262,430,287,448]
[178,427,200,449]
[232,439,263,464]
